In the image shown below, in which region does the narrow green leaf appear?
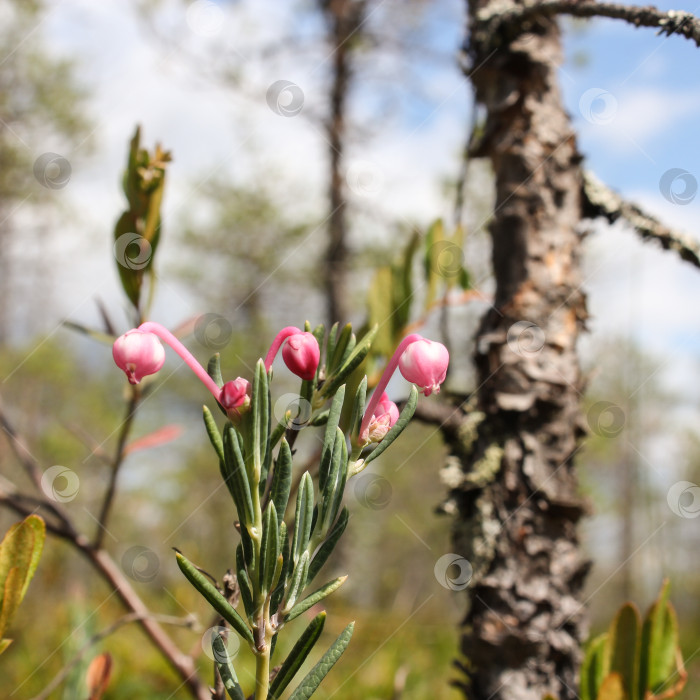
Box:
[284,550,310,613]
[223,425,255,527]
[270,524,290,615]
[358,385,418,471]
[212,632,245,700]
[0,515,45,613]
[175,553,254,646]
[321,428,348,533]
[207,353,224,389]
[0,568,24,637]
[271,439,292,519]
[330,323,353,371]
[326,322,340,372]
[319,386,346,494]
[285,576,348,623]
[260,503,280,594]
[291,473,314,564]
[251,359,270,481]
[307,507,349,586]
[310,410,330,427]
[608,603,640,700]
[269,612,326,699]
[642,579,679,694]
[202,406,225,463]
[321,325,377,397]
[580,633,608,700]
[350,377,367,436]
[235,546,254,620]
[288,622,354,700]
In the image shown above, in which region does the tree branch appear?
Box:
[582,171,700,270]
[476,0,700,47]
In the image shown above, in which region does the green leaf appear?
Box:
[287,622,354,700]
[0,515,45,637]
[597,672,627,700]
[212,632,245,700]
[269,612,326,699]
[223,425,255,527]
[284,550,310,614]
[320,428,348,533]
[581,633,608,700]
[202,406,225,463]
[270,524,290,615]
[307,507,349,586]
[207,353,224,389]
[350,377,367,437]
[175,552,254,647]
[321,326,377,397]
[331,324,354,371]
[608,603,640,700]
[641,579,678,694]
[291,473,314,564]
[355,385,418,473]
[235,546,254,620]
[270,439,292,519]
[285,576,347,623]
[319,386,346,495]
[250,359,270,482]
[326,323,340,372]
[260,503,280,594]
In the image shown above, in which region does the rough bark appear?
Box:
[443,6,591,698]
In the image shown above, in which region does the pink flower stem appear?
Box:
[359,333,422,438]
[138,321,222,400]
[264,326,302,372]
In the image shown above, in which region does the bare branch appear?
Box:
[582,171,700,270]
[476,0,700,47]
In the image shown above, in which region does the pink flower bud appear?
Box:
[282,332,320,381]
[219,378,252,420]
[360,392,399,444]
[398,337,449,396]
[112,329,166,385]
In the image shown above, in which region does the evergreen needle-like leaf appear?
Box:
[175,552,254,646]
[269,613,326,699]
[202,406,225,463]
[212,633,245,700]
[285,576,347,623]
[287,622,354,700]
[271,439,293,519]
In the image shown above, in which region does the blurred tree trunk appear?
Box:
[322,0,366,326]
[448,5,591,699]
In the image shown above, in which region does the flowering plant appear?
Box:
[113,319,448,699]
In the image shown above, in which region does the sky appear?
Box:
[5,0,700,579]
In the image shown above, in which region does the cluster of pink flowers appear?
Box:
[112,322,448,442]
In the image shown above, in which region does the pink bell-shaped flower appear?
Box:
[113,329,166,385]
[219,377,252,421]
[360,392,399,444]
[282,332,320,381]
[399,337,449,396]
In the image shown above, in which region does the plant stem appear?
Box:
[255,645,271,699]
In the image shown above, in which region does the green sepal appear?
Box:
[271,439,293,519]
[291,473,314,564]
[207,353,224,389]
[353,384,418,475]
[260,503,280,594]
[202,406,225,463]
[235,546,254,620]
[307,507,349,586]
[268,612,326,699]
[223,424,255,527]
[211,632,245,700]
[319,386,346,494]
[321,325,377,397]
[175,552,254,647]
[285,576,347,623]
[287,622,354,700]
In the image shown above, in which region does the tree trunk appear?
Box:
[446,6,591,698]
[323,0,366,326]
